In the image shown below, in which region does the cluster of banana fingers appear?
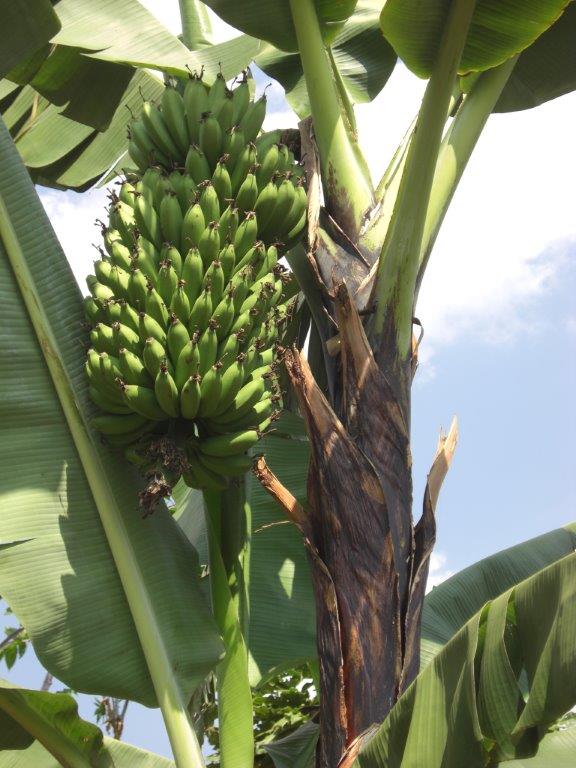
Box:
[83,74,306,492]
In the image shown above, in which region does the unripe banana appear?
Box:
[138,311,167,346]
[198,183,220,224]
[160,193,184,246]
[199,113,223,170]
[181,374,202,419]
[216,95,234,134]
[216,243,235,282]
[256,144,280,188]
[197,450,252,477]
[184,76,209,143]
[85,79,308,489]
[198,222,221,268]
[211,158,232,207]
[181,203,205,253]
[233,211,258,258]
[141,101,180,159]
[167,316,190,363]
[218,205,239,244]
[155,364,180,417]
[175,338,200,390]
[231,74,251,123]
[200,429,260,457]
[203,260,224,306]
[236,170,259,214]
[238,94,267,143]
[161,244,183,277]
[156,261,179,305]
[184,456,228,490]
[197,322,218,375]
[188,286,213,332]
[223,126,245,167]
[90,385,132,414]
[211,291,236,340]
[185,144,211,182]
[120,381,167,420]
[169,282,191,324]
[119,347,152,386]
[182,247,203,305]
[91,412,149,435]
[143,337,168,377]
[198,363,223,416]
[161,86,189,155]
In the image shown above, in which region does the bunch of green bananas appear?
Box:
[83,75,306,494]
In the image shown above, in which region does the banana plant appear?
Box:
[1,1,576,768]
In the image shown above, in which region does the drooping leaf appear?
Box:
[256,0,396,117]
[421,523,576,668]
[0,736,175,768]
[353,553,576,767]
[264,721,319,768]
[494,3,576,112]
[0,116,223,707]
[203,0,358,52]
[0,679,103,764]
[31,69,164,190]
[0,0,60,79]
[262,709,576,768]
[380,0,571,79]
[52,0,260,79]
[30,47,135,131]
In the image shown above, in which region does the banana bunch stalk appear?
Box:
[83,74,306,504]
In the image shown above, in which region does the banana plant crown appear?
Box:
[83,72,307,510]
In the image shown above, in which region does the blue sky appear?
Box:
[2,1,575,760]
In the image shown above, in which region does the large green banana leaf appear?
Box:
[203,0,357,53]
[0,740,174,768]
[0,679,101,757]
[421,522,576,667]
[173,419,315,687]
[0,674,174,767]
[0,116,223,707]
[0,0,60,79]
[255,0,396,118]
[354,553,576,767]
[380,0,571,79]
[265,718,576,768]
[494,2,576,112]
[262,523,576,767]
[0,0,261,190]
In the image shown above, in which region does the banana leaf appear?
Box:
[353,553,576,767]
[0,0,60,79]
[202,0,358,53]
[0,115,223,707]
[380,0,571,79]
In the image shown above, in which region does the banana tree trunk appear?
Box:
[280,275,434,767]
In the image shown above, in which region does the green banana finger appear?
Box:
[200,429,260,457]
[91,412,149,435]
[155,364,180,417]
[197,450,253,477]
[121,382,167,420]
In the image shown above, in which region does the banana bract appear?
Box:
[83,72,307,505]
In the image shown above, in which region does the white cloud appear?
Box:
[39,187,110,289]
[426,552,453,591]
